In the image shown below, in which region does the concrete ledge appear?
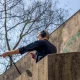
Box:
[14,55,48,80]
[48,52,80,80]
[14,72,28,80]
[0,53,32,80]
[1,52,80,80]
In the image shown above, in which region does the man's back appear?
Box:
[35,39,57,62]
[19,39,57,62]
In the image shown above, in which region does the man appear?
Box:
[0,30,57,63]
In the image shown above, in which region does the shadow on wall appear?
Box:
[26,70,32,77]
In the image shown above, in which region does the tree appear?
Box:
[0,0,68,74]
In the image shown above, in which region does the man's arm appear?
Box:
[18,40,43,54]
[0,40,43,58]
[0,49,19,58]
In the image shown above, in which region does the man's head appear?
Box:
[37,30,50,40]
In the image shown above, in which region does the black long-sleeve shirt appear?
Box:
[19,39,57,63]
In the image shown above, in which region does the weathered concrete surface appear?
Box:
[0,53,32,80]
[14,52,80,80]
[14,72,28,80]
[0,52,80,80]
[48,52,80,80]
[49,10,80,53]
[0,52,48,80]
[14,55,48,80]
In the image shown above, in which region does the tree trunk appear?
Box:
[4,0,13,67]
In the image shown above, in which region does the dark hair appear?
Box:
[40,30,49,39]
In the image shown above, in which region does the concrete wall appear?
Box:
[48,52,80,80]
[0,53,48,80]
[13,52,80,80]
[0,51,80,80]
[14,72,28,80]
[49,10,80,53]
[14,56,48,80]
[0,53,32,80]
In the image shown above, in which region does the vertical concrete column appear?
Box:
[48,52,80,80]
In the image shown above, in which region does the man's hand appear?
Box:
[29,51,35,59]
[0,49,19,58]
[30,53,35,59]
[0,52,9,58]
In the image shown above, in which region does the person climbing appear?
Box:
[0,30,57,63]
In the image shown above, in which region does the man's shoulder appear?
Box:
[33,40,47,46]
[34,40,45,43]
